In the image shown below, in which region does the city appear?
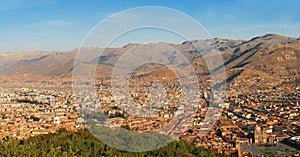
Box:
[0,65,299,156]
[1,0,300,156]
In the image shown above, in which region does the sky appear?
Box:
[0,0,300,52]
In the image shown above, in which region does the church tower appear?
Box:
[254,125,266,144]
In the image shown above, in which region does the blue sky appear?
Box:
[0,0,300,52]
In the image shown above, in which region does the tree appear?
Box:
[0,129,224,157]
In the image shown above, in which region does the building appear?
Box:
[254,125,266,144]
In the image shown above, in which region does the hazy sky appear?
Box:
[0,0,300,52]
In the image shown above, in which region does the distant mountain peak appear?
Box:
[122,43,140,48]
[249,33,297,41]
[0,34,299,81]
[262,33,283,38]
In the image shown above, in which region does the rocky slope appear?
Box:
[0,34,299,83]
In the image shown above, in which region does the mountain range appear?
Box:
[0,34,299,84]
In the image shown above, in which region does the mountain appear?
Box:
[0,34,299,84]
[0,50,50,73]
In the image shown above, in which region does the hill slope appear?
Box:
[0,34,299,83]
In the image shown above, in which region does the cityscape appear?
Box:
[1,0,300,157]
[0,33,299,156]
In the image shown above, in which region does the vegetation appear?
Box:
[15,99,41,104]
[0,128,225,157]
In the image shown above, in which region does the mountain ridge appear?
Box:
[0,34,299,84]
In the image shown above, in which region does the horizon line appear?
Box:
[1,33,299,53]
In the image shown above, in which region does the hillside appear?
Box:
[0,34,299,84]
[0,129,225,157]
